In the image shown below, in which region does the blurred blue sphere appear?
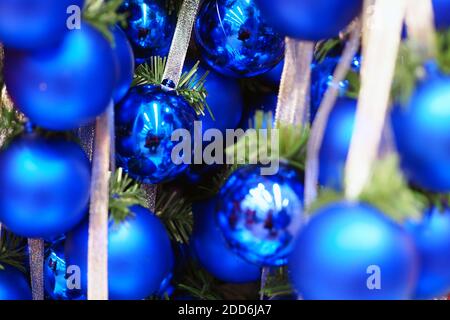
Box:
[311,55,361,121]
[0,135,90,238]
[0,265,31,300]
[65,205,174,300]
[289,202,419,300]
[120,0,176,64]
[191,198,261,283]
[217,165,305,266]
[195,0,285,78]
[319,98,357,190]
[0,0,84,50]
[405,208,450,300]
[255,0,363,41]
[115,84,197,184]
[391,71,450,192]
[4,23,115,131]
[433,0,450,30]
[112,25,135,102]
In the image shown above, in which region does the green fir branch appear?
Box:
[166,0,183,16]
[133,57,212,117]
[344,70,361,99]
[225,111,310,171]
[260,267,294,299]
[177,260,223,300]
[314,38,343,62]
[0,101,24,149]
[83,0,128,43]
[109,168,147,224]
[437,29,450,74]
[0,231,27,273]
[309,156,425,222]
[155,189,193,244]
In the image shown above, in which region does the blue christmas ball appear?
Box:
[255,0,363,41]
[112,25,135,103]
[433,0,450,30]
[115,84,197,184]
[257,59,284,87]
[119,0,176,64]
[319,97,356,190]
[0,265,32,300]
[0,0,84,50]
[191,198,261,283]
[0,135,90,238]
[4,23,115,131]
[391,70,450,192]
[405,208,450,300]
[311,55,361,121]
[195,0,285,78]
[65,205,174,300]
[217,165,305,266]
[44,239,85,300]
[184,61,244,135]
[289,202,419,300]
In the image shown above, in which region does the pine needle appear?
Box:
[0,231,27,273]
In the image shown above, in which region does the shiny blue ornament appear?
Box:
[433,0,450,30]
[191,198,261,283]
[65,205,174,300]
[0,0,84,50]
[319,98,356,190]
[115,84,197,184]
[255,0,363,41]
[0,135,90,238]
[44,239,85,300]
[4,23,115,131]
[289,202,419,300]
[405,208,450,300]
[311,55,361,121]
[0,265,32,300]
[119,0,176,64]
[391,70,450,192]
[217,165,305,266]
[195,0,285,78]
[112,25,135,102]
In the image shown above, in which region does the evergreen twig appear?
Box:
[0,231,27,273]
[133,57,212,117]
[109,168,147,224]
[260,267,294,299]
[177,261,223,300]
[437,29,450,74]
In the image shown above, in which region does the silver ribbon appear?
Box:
[344,0,407,199]
[304,21,362,208]
[275,39,314,126]
[405,0,436,57]
[87,102,114,300]
[28,239,45,300]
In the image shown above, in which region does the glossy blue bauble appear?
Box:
[217,165,305,266]
[0,265,32,300]
[115,84,197,184]
[0,135,90,238]
[319,98,356,190]
[195,0,285,78]
[311,55,361,121]
[112,25,135,102]
[65,205,174,300]
[391,72,450,192]
[44,239,85,300]
[120,0,176,64]
[255,0,363,41]
[433,0,450,30]
[289,202,419,300]
[0,0,84,50]
[405,208,450,299]
[4,23,115,131]
[191,198,261,283]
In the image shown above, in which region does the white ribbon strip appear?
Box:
[275,39,315,126]
[405,0,436,57]
[304,21,362,208]
[344,0,407,200]
[87,102,113,300]
[162,0,200,85]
